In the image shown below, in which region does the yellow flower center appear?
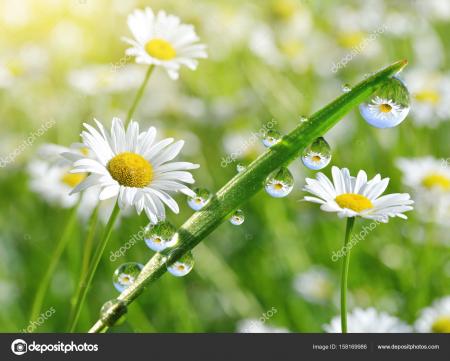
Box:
[274,182,284,190]
[414,90,440,104]
[145,39,177,61]
[338,32,365,49]
[120,274,133,285]
[311,155,322,163]
[271,0,296,20]
[431,316,450,333]
[380,103,392,113]
[335,193,374,212]
[61,173,86,188]
[422,173,450,190]
[107,152,152,188]
[280,40,303,58]
[177,264,186,272]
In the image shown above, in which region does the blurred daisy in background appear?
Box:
[67,65,145,95]
[415,296,450,333]
[236,319,289,333]
[404,69,450,127]
[293,266,334,304]
[303,166,414,222]
[28,144,116,223]
[64,118,199,223]
[396,157,450,225]
[0,44,48,88]
[28,157,86,209]
[324,308,412,333]
[414,0,450,21]
[123,7,207,79]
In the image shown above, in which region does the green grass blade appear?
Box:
[88,59,408,333]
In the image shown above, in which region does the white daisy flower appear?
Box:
[236,319,289,333]
[63,118,199,223]
[324,308,412,333]
[293,266,334,304]
[396,157,450,192]
[303,166,414,222]
[360,96,409,129]
[28,158,86,209]
[415,296,450,333]
[28,143,94,208]
[28,144,116,223]
[396,157,450,225]
[404,70,450,127]
[123,7,207,80]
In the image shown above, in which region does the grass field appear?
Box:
[1,0,449,333]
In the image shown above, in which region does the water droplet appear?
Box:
[187,188,211,211]
[299,115,309,123]
[100,299,127,326]
[264,167,294,198]
[112,262,143,292]
[341,83,352,93]
[229,209,245,225]
[359,76,410,128]
[301,137,332,170]
[236,163,246,173]
[262,130,281,147]
[167,252,194,277]
[144,221,177,252]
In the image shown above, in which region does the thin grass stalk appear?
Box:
[29,201,80,323]
[69,202,120,331]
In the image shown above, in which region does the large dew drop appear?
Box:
[187,188,212,211]
[301,137,332,170]
[100,299,127,326]
[264,167,294,198]
[359,76,410,128]
[262,130,281,147]
[112,262,143,292]
[144,221,177,252]
[167,252,194,277]
[229,209,245,225]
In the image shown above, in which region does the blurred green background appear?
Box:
[1,0,449,332]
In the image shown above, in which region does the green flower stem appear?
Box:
[67,204,99,331]
[69,202,120,332]
[68,64,154,331]
[340,217,355,333]
[124,65,155,126]
[29,201,80,323]
[88,60,408,333]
